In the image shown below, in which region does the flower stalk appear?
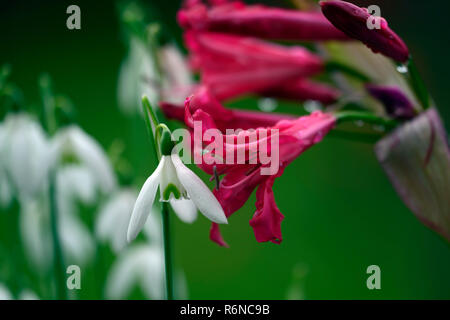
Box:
[161,201,174,300]
[39,74,67,300]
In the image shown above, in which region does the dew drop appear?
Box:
[397,64,408,74]
[304,100,323,113]
[258,98,277,112]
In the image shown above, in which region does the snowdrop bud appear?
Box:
[375,108,450,241]
[1,113,51,201]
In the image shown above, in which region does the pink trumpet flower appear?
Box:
[261,78,340,105]
[178,0,349,41]
[320,1,410,63]
[160,86,295,132]
[185,31,324,99]
[183,95,336,246]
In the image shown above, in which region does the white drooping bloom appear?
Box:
[0,283,12,300]
[105,244,164,300]
[127,154,227,242]
[51,125,117,194]
[118,36,159,114]
[0,113,51,201]
[96,189,162,253]
[20,175,95,269]
[0,284,39,300]
[158,45,194,105]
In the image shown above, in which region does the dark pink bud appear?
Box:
[366,84,416,120]
[178,1,349,41]
[320,1,410,62]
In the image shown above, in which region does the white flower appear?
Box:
[0,284,12,300]
[0,113,51,201]
[0,166,12,209]
[118,37,159,114]
[105,244,164,300]
[127,154,227,242]
[51,125,117,194]
[96,189,162,253]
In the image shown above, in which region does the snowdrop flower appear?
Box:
[96,189,162,253]
[0,284,12,300]
[0,113,51,201]
[106,244,164,300]
[118,36,159,114]
[51,125,116,194]
[127,148,228,242]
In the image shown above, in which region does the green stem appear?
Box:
[48,171,67,300]
[334,111,399,130]
[161,202,174,300]
[405,58,430,110]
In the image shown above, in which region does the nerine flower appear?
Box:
[127,128,228,242]
[161,86,295,132]
[184,31,323,100]
[320,0,410,62]
[178,0,348,41]
[183,96,336,246]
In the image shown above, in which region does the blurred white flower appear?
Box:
[0,285,39,300]
[127,154,227,242]
[117,39,193,114]
[0,283,12,300]
[118,37,159,114]
[96,188,162,253]
[158,45,194,105]
[0,113,51,201]
[18,289,39,300]
[105,244,164,300]
[51,125,117,194]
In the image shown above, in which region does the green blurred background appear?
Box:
[1,0,450,299]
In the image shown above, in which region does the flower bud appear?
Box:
[320,1,410,62]
[366,84,416,120]
[375,108,450,242]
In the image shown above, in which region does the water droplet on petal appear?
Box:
[258,98,277,112]
[304,100,323,113]
[397,65,408,74]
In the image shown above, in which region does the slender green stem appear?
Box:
[161,202,174,300]
[334,110,399,130]
[405,58,430,110]
[48,171,67,300]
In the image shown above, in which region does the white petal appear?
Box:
[0,284,12,300]
[106,244,164,300]
[159,156,185,201]
[96,189,137,253]
[170,198,198,224]
[52,126,117,194]
[19,289,39,300]
[127,159,164,242]
[171,154,227,224]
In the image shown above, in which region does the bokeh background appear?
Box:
[1,0,450,299]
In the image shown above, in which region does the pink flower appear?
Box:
[185,31,324,100]
[178,0,349,41]
[160,86,295,132]
[183,96,336,246]
[261,78,340,105]
[320,1,409,63]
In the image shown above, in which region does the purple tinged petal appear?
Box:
[366,84,416,120]
[375,108,450,242]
